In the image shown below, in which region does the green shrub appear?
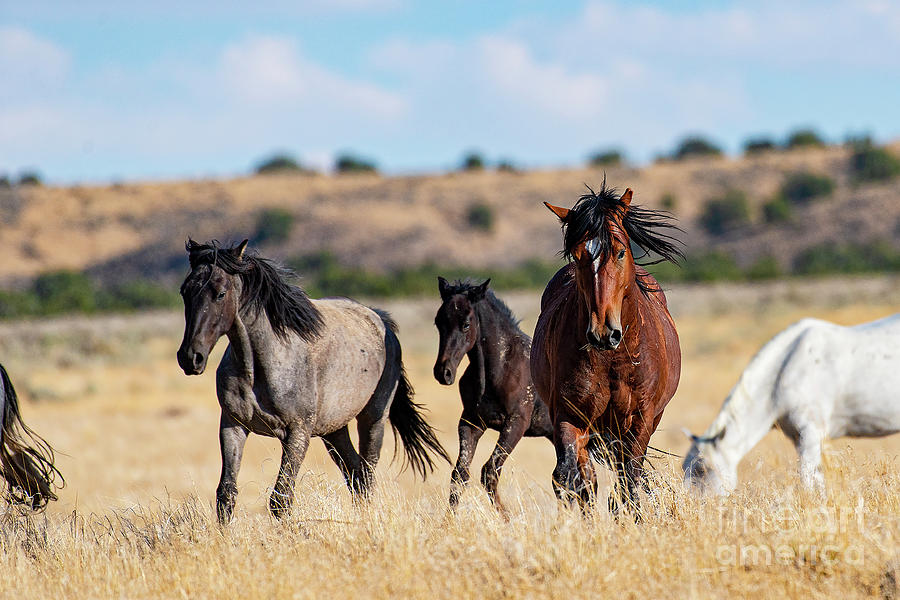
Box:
[780,171,835,204]
[746,256,781,280]
[743,137,777,155]
[683,252,742,281]
[17,171,42,186]
[659,193,677,211]
[849,142,900,183]
[672,136,722,160]
[588,149,624,167]
[460,152,485,171]
[793,241,900,275]
[762,196,792,223]
[254,208,295,244]
[32,270,96,314]
[99,280,180,311]
[784,128,825,149]
[335,153,377,174]
[496,160,519,173]
[466,203,494,232]
[699,190,751,235]
[254,153,308,175]
[289,252,563,298]
[0,174,10,188]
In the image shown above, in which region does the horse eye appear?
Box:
[216,291,226,300]
[617,249,626,260]
[462,321,470,331]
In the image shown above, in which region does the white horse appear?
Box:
[683,314,900,495]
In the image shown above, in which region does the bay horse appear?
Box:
[177,239,449,523]
[1,363,63,509]
[433,277,552,513]
[531,183,683,516]
[684,314,900,496]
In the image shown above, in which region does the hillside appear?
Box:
[1,141,899,290]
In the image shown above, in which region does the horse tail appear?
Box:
[0,364,63,509]
[375,310,450,479]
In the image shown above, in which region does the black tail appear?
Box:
[0,364,63,509]
[375,309,450,479]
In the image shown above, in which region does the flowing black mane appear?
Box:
[443,279,522,330]
[185,239,324,342]
[561,180,684,293]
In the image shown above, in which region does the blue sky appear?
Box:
[2,0,899,183]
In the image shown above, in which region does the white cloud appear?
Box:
[220,35,407,118]
[0,27,69,101]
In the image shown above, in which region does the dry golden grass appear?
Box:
[1,277,899,598]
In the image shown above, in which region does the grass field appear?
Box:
[1,277,899,598]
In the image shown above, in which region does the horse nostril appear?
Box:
[609,329,622,346]
[586,329,603,347]
[192,352,205,369]
[443,368,452,382]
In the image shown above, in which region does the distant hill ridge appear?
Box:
[1,141,899,288]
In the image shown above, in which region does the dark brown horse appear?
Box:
[1,363,63,509]
[531,183,682,516]
[433,278,552,513]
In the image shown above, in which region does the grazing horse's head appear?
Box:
[545,183,682,351]
[682,428,735,496]
[177,240,247,375]
[433,277,490,385]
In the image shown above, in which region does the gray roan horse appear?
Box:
[177,240,449,523]
[1,363,63,509]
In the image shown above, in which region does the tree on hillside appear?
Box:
[784,128,825,149]
[460,151,485,171]
[335,153,378,174]
[671,135,722,160]
[17,170,42,186]
[743,136,777,155]
[254,153,310,175]
[699,189,750,235]
[588,148,624,167]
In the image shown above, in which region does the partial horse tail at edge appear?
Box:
[375,309,451,479]
[1,364,64,510]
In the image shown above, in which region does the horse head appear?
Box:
[545,188,636,351]
[176,239,247,375]
[433,277,490,385]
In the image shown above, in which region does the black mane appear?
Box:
[561,180,684,293]
[185,239,324,342]
[443,279,522,330]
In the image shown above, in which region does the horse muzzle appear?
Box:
[433,361,455,385]
[586,325,622,350]
[177,347,208,375]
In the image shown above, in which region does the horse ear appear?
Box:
[544,202,570,222]
[620,188,633,207]
[681,427,697,442]
[469,278,490,302]
[437,276,451,300]
[235,239,249,261]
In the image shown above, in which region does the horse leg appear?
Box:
[450,415,484,507]
[216,413,249,525]
[481,412,527,515]
[796,426,826,495]
[323,426,367,496]
[621,423,653,522]
[269,425,311,519]
[552,418,590,508]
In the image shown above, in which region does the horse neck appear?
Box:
[471,300,518,380]
[705,366,782,472]
[226,307,284,383]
